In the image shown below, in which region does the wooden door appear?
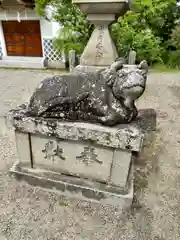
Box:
[2,21,25,56]
[23,21,43,57]
[2,20,43,57]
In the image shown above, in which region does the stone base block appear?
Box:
[47,60,66,69]
[10,161,134,209]
[6,105,156,208]
[0,56,47,69]
[75,65,106,73]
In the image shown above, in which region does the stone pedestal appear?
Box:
[6,105,156,208]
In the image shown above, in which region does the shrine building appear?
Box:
[0,0,65,68]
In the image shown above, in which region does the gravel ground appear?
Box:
[0,69,180,239]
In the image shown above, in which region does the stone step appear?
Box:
[2,56,46,61]
[0,56,47,69]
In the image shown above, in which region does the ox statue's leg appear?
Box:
[98,109,126,126]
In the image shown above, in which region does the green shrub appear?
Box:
[166,50,180,68]
[35,0,92,55]
[111,21,162,65]
[53,26,88,56]
[170,26,180,49]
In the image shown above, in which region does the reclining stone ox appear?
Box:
[27,59,148,126]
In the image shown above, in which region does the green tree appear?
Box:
[111,0,179,64]
[35,0,180,65]
[35,0,92,56]
[111,21,162,64]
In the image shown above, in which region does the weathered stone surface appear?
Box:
[80,23,118,66]
[6,96,156,208]
[7,105,144,152]
[128,50,136,65]
[69,50,77,72]
[11,115,142,190]
[10,161,134,209]
[6,104,156,209]
[15,131,32,167]
[73,0,129,68]
[25,59,148,126]
[72,0,129,15]
[110,149,132,187]
[30,134,113,182]
[74,65,106,73]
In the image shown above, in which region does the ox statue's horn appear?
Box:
[138,60,148,73]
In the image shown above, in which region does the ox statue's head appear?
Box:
[104,58,148,110]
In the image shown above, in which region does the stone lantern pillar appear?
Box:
[72,0,129,69]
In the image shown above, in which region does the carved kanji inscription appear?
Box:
[76,146,103,165]
[42,140,66,162]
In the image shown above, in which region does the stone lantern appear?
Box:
[72,0,129,69]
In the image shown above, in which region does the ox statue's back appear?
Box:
[27,59,148,126]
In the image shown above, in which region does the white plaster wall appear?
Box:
[40,19,61,39]
[52,21,61,38]
[43,5,62,38]
[40,19,53,38]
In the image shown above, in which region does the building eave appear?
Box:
[16,0,34,8]
[0,0,35,8]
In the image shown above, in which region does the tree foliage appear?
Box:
[35,0,180,66]
[35,0,92,55]
[111,0,180,64]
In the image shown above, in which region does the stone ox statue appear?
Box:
[27,59,148,126]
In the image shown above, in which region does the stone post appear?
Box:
[80,14,118,67]
[69,50,76,72]
[128,50,136,65]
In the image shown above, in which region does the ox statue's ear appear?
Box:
[102,67,116,88]
[110,58,126,72]
[138,60,148,73]
[104,58,125,88]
